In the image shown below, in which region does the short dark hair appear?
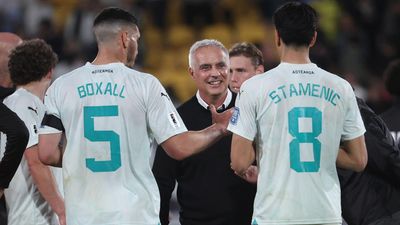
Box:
[94,7,138,27]
[384,59,400,96]
[229,42,264,67]
[8,39,58,86]
[273,1,318,47]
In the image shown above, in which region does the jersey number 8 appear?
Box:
[288,107,322,173]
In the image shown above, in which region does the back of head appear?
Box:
[384,59,400,97]
[188,39,228,68]
[8,39,58,86]
[229,42,264,68]
[0,32,22,87]
[273,1,318,47]
[93,7,138,44]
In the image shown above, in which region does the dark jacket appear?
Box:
[152,93,256,225]
[0,86,28,188]
[381,99,400,149]
[339,98,400,225]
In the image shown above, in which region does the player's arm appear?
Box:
[0,103,29,194]
[161,105,232,160]
[336,135,368,172]
[24,144,65,223]
[38,133,63,167]
[230,134,256,177]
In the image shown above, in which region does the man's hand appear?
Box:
[58,211,66,225]
[235,165,258,184]
[210,105,233,135]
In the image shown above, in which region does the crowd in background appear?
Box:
[0,0,399,113]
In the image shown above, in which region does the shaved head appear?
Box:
[0,32,22,87]
[0,32,23,46]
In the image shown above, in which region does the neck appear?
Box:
[0,77,13,88]
[200,90,228,108]
[280,44,311,64]
[92,45,126,65]
[20,81,48,101]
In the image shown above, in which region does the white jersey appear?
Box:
[40,62,187,225]
[1,88,63,225]
[228,63,365,225]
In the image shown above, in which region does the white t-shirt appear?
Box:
[1,88,63,225]
[228,63,365,225]
[40,62,187,225]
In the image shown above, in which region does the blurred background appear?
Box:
[0,0,399,113]
[1,1,398,224]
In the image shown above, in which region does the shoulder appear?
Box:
[178,96,198,113]
[4,90,34,108]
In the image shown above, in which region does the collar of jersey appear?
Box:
[196,89,232,111]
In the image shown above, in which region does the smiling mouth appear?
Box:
[208,80,222,86]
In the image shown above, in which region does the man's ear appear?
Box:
[121,31,128,49]
[274,29,281,47]
[309,31,317,47]
[189,67,195,80]
[255,64,264,74]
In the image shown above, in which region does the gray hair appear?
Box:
[188,39,228,68]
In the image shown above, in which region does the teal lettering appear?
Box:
[269,90,281,104]
[119,85,125,98]
[113,84,119,96]
[311,84,320,97]
[104,83,112,95]
[320,86,331,101]
[96,82,103,95]
[86,83,94,96]
[278,85,287,99]
[77,85,86,98]
[299,83,311,96]
[331,93,340,106]
[289,84,299,97]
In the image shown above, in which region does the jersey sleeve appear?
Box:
[40,81,63,134]
[146,78,187,144]
[227,81,258,141]
[12,100,40,148]
[341,83,366,141]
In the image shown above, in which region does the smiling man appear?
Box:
[153,39,256,225]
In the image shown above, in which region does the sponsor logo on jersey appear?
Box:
[161,92,170,101]
[91,69,114,74]
[168,112,181,129]
[28,106,38,115]
[292,70,315,75]
[230,107,240,125]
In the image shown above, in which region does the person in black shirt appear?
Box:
[339,97,400,225]
[0,32,27,223]
[0,103,29,196]
[381,59,400,148]
[152,39,256,225]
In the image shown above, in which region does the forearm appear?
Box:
[337,136,368,172]
[336,148,365,172]
[231,152,255,176]
[162,124,225,160]
[230,134,255,175]
[29,163,64,215]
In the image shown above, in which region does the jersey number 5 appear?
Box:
[288,107,322,172]
[84,105,121,172]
